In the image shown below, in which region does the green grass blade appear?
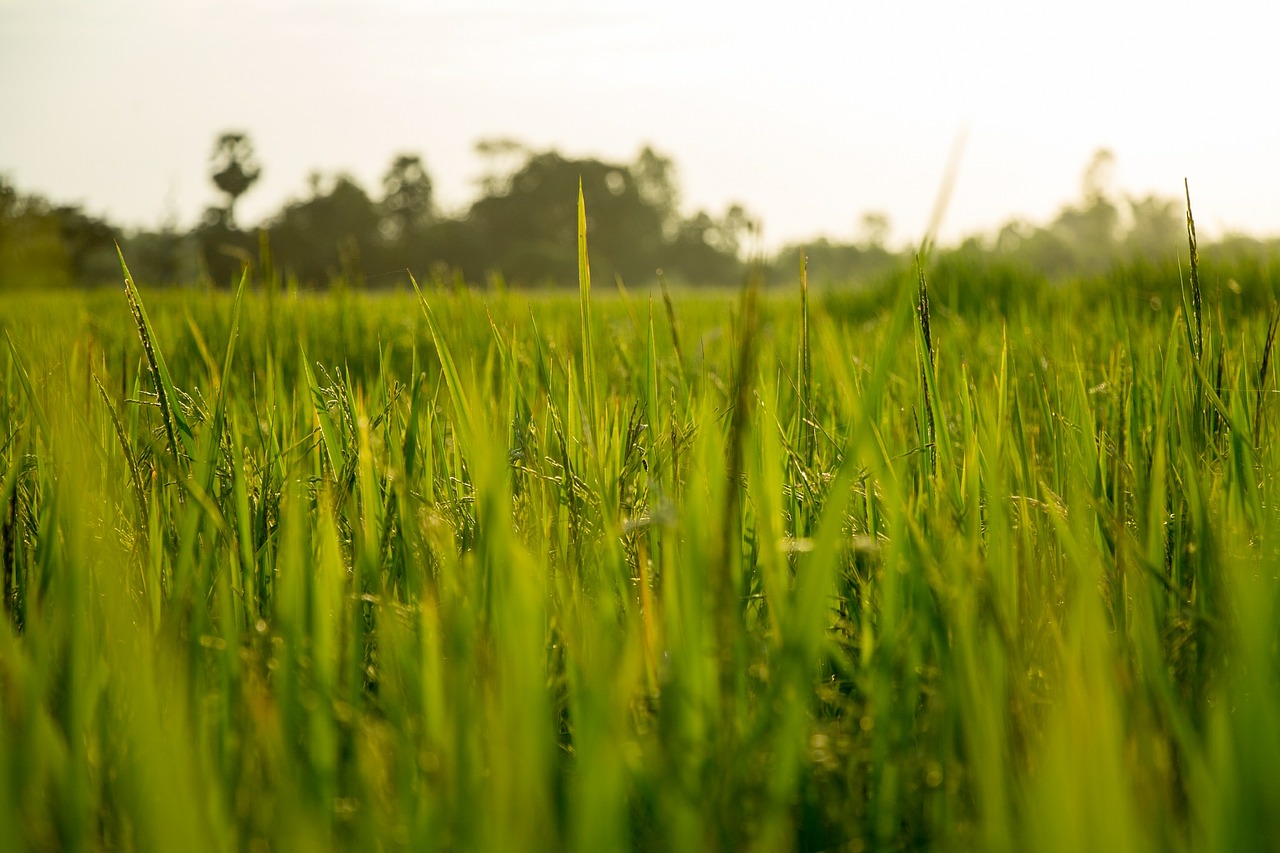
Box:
[118,245,195,464]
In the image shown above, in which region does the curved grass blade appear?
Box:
[92,371,147,522]
[4,331,51,442]
[197,270,247,490]
[411,274,475,461]
[300,349,345,482]
[118,246,195,466]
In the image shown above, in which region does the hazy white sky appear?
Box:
[1,0,1276,248]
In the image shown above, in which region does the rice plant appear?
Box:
[1,195,1279,851]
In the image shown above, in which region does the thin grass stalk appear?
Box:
[1184,179,1203,361]
[915,256,937,476]
[1254,307,1278,447]
[798,251,814,473]
[577,181,598,426]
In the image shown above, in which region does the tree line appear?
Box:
[0,133,754,291]
[2,138,1278,294]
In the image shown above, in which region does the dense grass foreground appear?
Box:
[3,240,1280,849]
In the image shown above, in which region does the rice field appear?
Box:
[2,198,1280,851]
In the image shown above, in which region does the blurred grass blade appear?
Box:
[4,331,51,441]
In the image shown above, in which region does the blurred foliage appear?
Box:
[4,142,1280,297]
[0,177,119,290]
[794,148,1280,316]
[266,174,381,288]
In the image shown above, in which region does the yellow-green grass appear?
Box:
[1,225,1279,851]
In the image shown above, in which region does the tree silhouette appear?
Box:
[268,173,380,286]
[857,212,892,249]
[380,154,433,242]
[632,146,680,237]
[665,209,746,285]
[474,138,528,197]
[0,179,119,289]
[467,150,671,286]
[210,132,262,229]
[1125,194,1182,261]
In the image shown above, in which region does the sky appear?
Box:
[1,0,1277,250]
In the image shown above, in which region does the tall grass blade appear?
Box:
[577,180,598,423]
[119,246,195,465]
[1185,179,1204,360]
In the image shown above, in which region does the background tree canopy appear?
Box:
[182,136,752,290]
[2,138,1278,296]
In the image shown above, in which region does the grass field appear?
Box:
[2,200,1280,851]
